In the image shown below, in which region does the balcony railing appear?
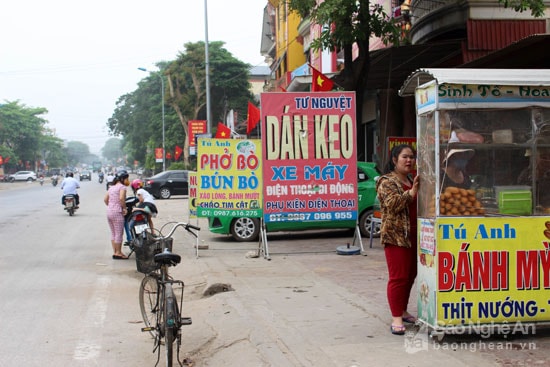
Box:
[410,0,449,23]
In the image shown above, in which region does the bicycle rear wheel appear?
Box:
[139,274,159,338]
[164,283,177,367]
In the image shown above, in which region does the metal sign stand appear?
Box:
[195,218,200,259]
[352,223,366,255]
[257,219,271,261]
[369,217,382,249]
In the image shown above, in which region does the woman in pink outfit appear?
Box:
[104,170,130,259]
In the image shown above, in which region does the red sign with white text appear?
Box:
[260,92,357,224]
[188,120,208,147]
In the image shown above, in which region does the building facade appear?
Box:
[260,0,550,165]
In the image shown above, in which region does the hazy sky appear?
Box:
[0,0,267,154]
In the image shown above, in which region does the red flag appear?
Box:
[311,65,334,92]
[215,123,231,139]
[174,145,183,160]
[0,156,3,165]
[4,156,10,164]
[166,152,173,160]
[246,101,261,134]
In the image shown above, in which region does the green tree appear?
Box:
[65,141,91,167]
[165,41,255,166]
[498,0,546,16]
[108,42,254,170]
[38,131,67,170]
[107,63,177,171]
[288,0,401,93]
[102,138,124,164]
[287,0,401,154]
[0,100,49,170]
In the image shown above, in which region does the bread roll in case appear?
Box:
[432,186,485,216]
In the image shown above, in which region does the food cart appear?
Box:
[399,69,550,334]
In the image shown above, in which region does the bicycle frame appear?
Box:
[139,222,199,367]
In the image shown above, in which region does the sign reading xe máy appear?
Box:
[260,92,357,224]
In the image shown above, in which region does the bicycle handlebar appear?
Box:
[188,224,201,231]
[160,222,201,239]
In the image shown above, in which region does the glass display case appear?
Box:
[400,69,550,332]
[417,108,550,219]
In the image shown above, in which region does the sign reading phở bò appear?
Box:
[196,139,262,218]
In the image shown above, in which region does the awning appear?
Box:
[286,75,311,92]
[291,63,310,79]
[399,68,550,97]
[459,33,550,68]
[286,72,339,92]
[364,40,463,90]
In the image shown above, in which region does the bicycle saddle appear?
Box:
[154,250,181,266]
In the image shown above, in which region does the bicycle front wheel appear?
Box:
[164,283,177,367]
[139,274,159,338]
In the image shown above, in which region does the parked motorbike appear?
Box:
[63,194,78,216]
[124,196,153,258]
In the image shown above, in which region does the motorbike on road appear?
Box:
[63,194,78,216]
[98,172,104,184]
[39,176,44,186]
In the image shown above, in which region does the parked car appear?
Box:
[79,170,92,181]
[8,171,37,182]
[207,162,382,241]
[143,170,190,199]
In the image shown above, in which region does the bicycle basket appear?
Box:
[134,235,173,274]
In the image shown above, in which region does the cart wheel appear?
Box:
[430,330,445,342]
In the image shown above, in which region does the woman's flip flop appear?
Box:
[390,324,406,335]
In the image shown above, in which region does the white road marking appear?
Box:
[73,276,111,360]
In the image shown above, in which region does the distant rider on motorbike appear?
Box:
[61,172,80,208]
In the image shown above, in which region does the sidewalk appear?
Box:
[156,199,550,367]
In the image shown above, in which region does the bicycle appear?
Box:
[136,221,200,367]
